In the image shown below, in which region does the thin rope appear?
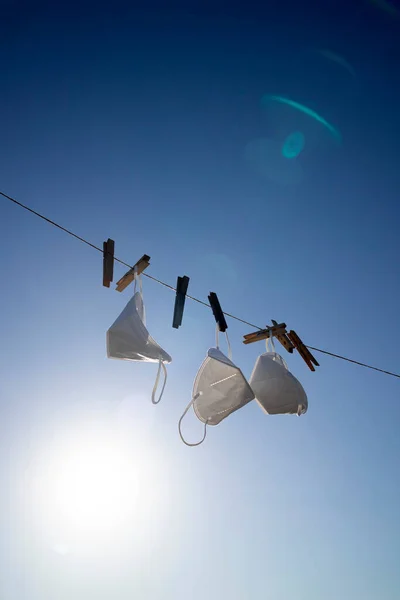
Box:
[2,189,399,380]
[306,346,400,379]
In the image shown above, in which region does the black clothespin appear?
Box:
[208,292,228,332]
[103,238,115,288]
[115,254,151,292]
[173,276,190,329]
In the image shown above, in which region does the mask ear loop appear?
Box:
[215,324,232,360]
[133,268,146,325]
[133,267,144,296]
[178,393,208,446]
[266,327,276,353]
[134,267,162,403]
[297,402,307,416]
[151,360,168,405]
[225,331,232,360]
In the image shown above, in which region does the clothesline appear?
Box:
[2,189,399,380]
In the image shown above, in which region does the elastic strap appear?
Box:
[133,268,143,298]
[178,393,208,447]
[151,359,168,405]
[134,269,146,325]
[225,330,232,360]
[266,327,276,353]
[216,325,232,360]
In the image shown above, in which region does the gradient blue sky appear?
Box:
[1,1,400,599]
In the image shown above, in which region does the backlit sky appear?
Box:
[1,1,400,599]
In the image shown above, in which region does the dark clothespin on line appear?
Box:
[103,238,115,288]
[243,320,319,372]
[102,240,150,293]
[115,254,151,292]
[208,292,228,333]
[102,245,317,370]
[173,276,190,329]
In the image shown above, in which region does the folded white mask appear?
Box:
[249,333,307,416]
[179,329,254,446]
[107,272,172,404]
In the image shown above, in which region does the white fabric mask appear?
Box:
[107,272,172,404]
[179,328,255,446]
[249,332,307,416]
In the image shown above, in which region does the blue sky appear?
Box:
[1,1,400,599]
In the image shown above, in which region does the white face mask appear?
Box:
[249,333,307,416]
[106,272,172,404]
[178,328,255,446]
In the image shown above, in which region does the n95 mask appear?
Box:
[107,272,171,404]
[178,329,254,446]
[249,333,307,416]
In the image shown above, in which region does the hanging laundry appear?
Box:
[107,270,172,404]
[249,332,308,416]
[179,328,255,446]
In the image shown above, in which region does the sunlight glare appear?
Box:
[51,437,138,533]
[27,417,169,555]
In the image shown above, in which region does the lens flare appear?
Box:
[282,131,305,158]
[262,95,342,143]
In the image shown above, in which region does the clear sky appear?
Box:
[1,1,400,599]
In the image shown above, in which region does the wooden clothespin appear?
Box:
[244,319,319,372]
[287,330,320,372]
[103,238,115,288]
[115,254,150,292]
[271,319,295,353]
[243,322,288,346]
[172,275,190,329]
[208,292,228,332]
